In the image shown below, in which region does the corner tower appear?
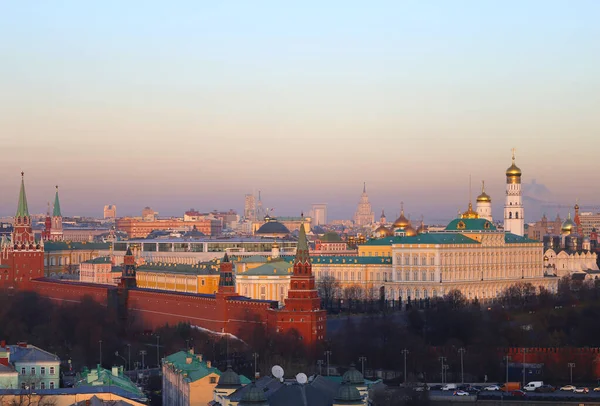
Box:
[504,149,524,236]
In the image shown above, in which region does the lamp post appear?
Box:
[140,350,147,370]
[156,335,160,368]
[358,356,367,377]
[521,348,528,387]
[402,349,409,384]
[458,348,466,384]
[127,344,131,372]
[503,356,511,383]
[568,363,575,384]
[439,357,447,384]
[317,360,324,376]
[252,352,259,378]
[324,351,332,376]
[99,340,103,367]
[443,365,449,384]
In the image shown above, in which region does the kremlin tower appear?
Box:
[0,173,45,290]
[276,222,326,344]
[42,186,64,241]
[504,149,524,236]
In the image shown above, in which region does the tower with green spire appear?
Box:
[13,172,35,245]
[50,185,64,241]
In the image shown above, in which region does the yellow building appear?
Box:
[136,261,220,294]
[43,241,109,276]
[162,349,250,406]
[235,258,293,305]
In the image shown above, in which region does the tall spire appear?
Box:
[53,185,62,217]
[363,182,366,193]
[294,223,310,265]
[16,172,29,218]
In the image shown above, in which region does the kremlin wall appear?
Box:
[0,174,326,346]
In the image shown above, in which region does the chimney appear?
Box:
[119,366,124,376]
[185,357,192,364]
[17,342,27,348]
[197,354,202,362]
[112,366,119,377]
[206,361,211,368]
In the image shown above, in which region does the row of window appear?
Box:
[21,382,55,390]
[21,366,55,375]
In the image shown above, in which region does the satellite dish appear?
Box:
[296,373,308,385]
[272,365,284,379]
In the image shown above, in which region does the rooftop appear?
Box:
[44,241,110,252]
[312,256,392,265]
[7,343,60,364]
[76,365,144,399]
[163,350,220,383]
[137,261,220,275]
[82,256,113,264]
[243,259,293,276]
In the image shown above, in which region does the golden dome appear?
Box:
[461,202,480,219]
[392,204,411,229]
[416,221,427,234]
[404,225,417,237]
[506,150,522,177]
[373,225,393,238]
[561,213,575,234]
[476,181,491,202]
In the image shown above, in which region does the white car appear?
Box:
[560,385,576,391]
[483,385,500,391]
[453,390,469,396]
[573,387,589,394]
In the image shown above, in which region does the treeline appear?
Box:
[327,276,600,385]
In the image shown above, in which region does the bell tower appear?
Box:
[504,149,524,236]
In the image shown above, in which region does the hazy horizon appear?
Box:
[2,1,599,221]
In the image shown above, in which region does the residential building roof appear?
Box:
[318,232,343,243]
[8,344,60,364]
[163,350,221,383]
[82,256,112,264]
[75,365,144,399]
[243,259,293,276]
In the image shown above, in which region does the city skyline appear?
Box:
[2,1,599,219]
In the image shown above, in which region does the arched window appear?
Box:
[509,212,513,219]
[515,212,519,219]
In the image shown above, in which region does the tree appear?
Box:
[316,275,341,303]
[444,289,466,309]
[343,285,365,300]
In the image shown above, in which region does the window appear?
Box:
[421,257,426,266]
[50,382,55,389]
[41,382,45,389]
[413,271,418,281]
[422,271,427,281]
[404,257,409,265]
[31,367,36,375]
[21,367,26,375]
[405,271,410,281]
[49,367,55,375]
[210,377,217,384]
[41,366,46,375]
[430,272,435,281]
[430,257,435,266]
[413,256,418,266]
[31,383,35,390]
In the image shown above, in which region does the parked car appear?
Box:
[524,381,544,391]
[535,385,555,393]
[442,384,457,391]
[453,390,469,396]
[511,390,527,397]
[593,387,600,392]
[560,385,576,391]
[483,385,500,391]
[413,385,429,392]
[573,387,589,394]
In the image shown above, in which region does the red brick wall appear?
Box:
[0,251,44,291]
[30,279,112,305]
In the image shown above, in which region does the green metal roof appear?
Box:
[505,233,540,244]
[76,365,144,398]
[163,350,221,383]
[15,173,29,218]
[44,241,110,251]
[360,237,403,246]
[82,256,112,264]
[244,259,293,276]
[393,233,480,245]
[319,232,343,242]
[445,218,497,231]
[238,255,269,263]
[138,262,219,275]
[53,186,62,217]
[313,256,392,265]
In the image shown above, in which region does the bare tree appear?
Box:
[343,285,365,300]
[317,275,341,303]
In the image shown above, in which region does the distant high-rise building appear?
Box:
[103,204,117,219]
[142,206,158,221]
[353,183,374,227]
[244,194,256,221]
[311,204,327,226]
[256,191,265,220]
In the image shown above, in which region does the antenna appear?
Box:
[272,365,284,379]
[296,373,308,385]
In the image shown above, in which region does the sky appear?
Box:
[1,1,599,221]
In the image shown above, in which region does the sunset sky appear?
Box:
[1,1,598,221]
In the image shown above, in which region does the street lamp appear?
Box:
[99,340,103,367]
[324,351,332,376]
[458,348,466,384]
[439,357,447,384]
[568,363,575,384]
[358,357,367,377]
[443,365,449,384]
[127,344,131,372]
[140,350,147,370]
[521,349,528,387]
[401,349,409,384]
[503,356,511,383]
[252,353,259,378]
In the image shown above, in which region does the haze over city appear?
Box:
[1,1,599,220]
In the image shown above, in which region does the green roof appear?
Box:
[505,233,539,244]
[445,218,497,231]
[313,256,392,265]
[44,241,110,251]
[137,262,219,275]
[82,256,112,264]
[319,232,343,242]
[360,237,403,246]
[16,173,29,218]
[53,186,62,217]
[163,350,221,383]
[76,366,144,398]
[393,233,480,245]
[244,259,293,276]
[238,255,269,264]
